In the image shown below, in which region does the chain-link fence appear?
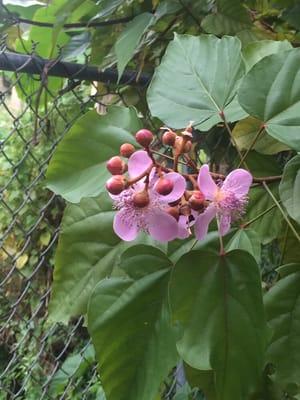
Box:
[0,30,150,398]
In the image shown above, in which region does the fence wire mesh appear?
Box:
[0,33,148,399]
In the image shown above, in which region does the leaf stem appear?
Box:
[241,203,278,228]
[237,125,265,168]
[263,181,300,244]
[219,112,250,170]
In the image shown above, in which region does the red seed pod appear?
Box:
[166,206,180,221]
[106,156,125,175]
[133,191,150,208]
[120,143,135,158]
[155,178,174,196]
[162,130,176,146]
[106,175,125,195]
[189,191,205,211]
[135,129,153,147]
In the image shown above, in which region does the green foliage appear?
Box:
[170,249,267,400]
[279,155,300,224]
[3,0,300,398]
[87,246,178,400]
[265,264,300,390]
[238,48,300,151]
[147,34,246,130]
[46,106,141,203]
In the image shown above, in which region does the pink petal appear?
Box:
[198,164,218,200]
[128,150,153,179]
[177,215,191,239]
[148,210,178,242]
[194,205,217,240]
[219,214,231,236]
[154,172,186,202]
[222,169,252,199]
[113,211,139,241]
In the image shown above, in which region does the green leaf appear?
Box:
[87,245,178,400]
[242,40,292,71]
[226,228,261,263]
[238,48,300,151]
[147,34,245,130]
[92,0,124,19]
[265,265,300,388]
[279,155,300,224]
[232,116,290,155]
[201,0,251,36]
[170,249,267,400]
[246,185,282,244]
[61,32,91,62]
[279,221,300,264]
[115,13,154,80]
[48,194,162,324]
[154,0,182,19]
[46,106,141,203]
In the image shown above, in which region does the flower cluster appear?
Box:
[105,126,252,242]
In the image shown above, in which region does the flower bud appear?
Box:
[135,129,153,147]
[166,206,180,221]
[188,191,205,211]
[120,143,135,158]
[133,190,150,208]
[106,175,125,195]
[106,156,125,175]
[162,130,176,146]
[155,178,174,196]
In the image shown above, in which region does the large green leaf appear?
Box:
[279,155,300,224]
[202,0,251,36]
[265,265,300,388]
[238,48,300,151]
[242,40,292,71]
[232,116,290,155]
[48,194,162,324]
[147,34,245,130]
[226,228,261,263]
[46,106,141,203]
[115,13,154,79]
[170,249,267,400]
[87,245,178,400]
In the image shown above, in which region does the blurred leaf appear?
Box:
[49,345,95,396]
[265,265,300,389]
[16,254,29,269]
[3,0,45,5]
[93,0,124,19]
[170,249,267,400]
[242,40,292,71]
[226,228,261,263]
[279,155,300,224]
[147,34,245,130]
[61,32,91,61]
[154,0,182,19]
[238,48,300,151]
[232,116,290,155]
[88,245,178,400]
[39,231,51,247]
[282,4,300,30]
[46,106,141,203]
[115,12,154,80]
[202,0,251,35]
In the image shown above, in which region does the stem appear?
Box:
[217,218,225,255]
[127,165,153,186]
[219,112,250,170]
[263,181,300,244]
[241,203,277,228]
[237,125,265,168]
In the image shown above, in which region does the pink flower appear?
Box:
[111,150,186,242]
[194,164,252,240]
